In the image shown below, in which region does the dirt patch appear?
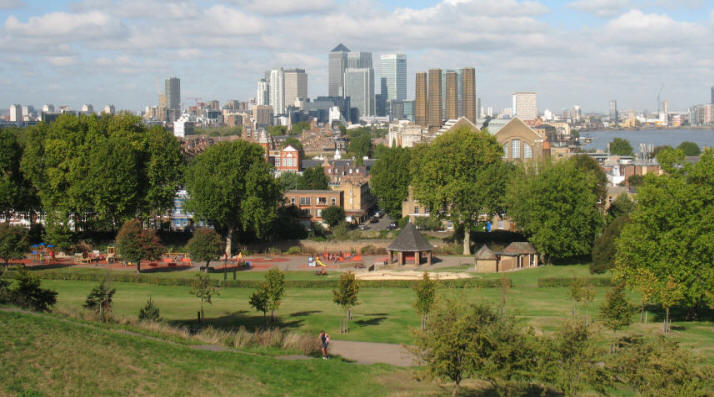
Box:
[355,271,473,281]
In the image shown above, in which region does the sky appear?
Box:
[1,0,713,114]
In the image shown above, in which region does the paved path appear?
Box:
[328,340,416,367]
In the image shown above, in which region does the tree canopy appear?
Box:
[369,146,411,219]
[300,166,329,190]
[321,205,345,228]
[609,138,634,156]
[677,141,701,156]
[115,219,164,273]
[347,131,372,160]
[0,224,28,267]
[185,228,224,270]
[0,127,37,219]
[184,140,282,257]
[410,126,511,255]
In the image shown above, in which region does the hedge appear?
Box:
[537,277,613,288]
[3,270,511,289]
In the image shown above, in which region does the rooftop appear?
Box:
[387,223,434,252]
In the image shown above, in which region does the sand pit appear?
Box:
[355,270,473,281]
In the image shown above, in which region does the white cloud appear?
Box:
[0,0,24,9]
[4,11,124,39]
[603,9,707,44]
[567,0,631,17]
[46,55,79,66]
[236,0,335,16]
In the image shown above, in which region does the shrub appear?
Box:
[286,246,302,255]
[591,215,629,274]
[332,222,351,241]
[84,280,116,322]
[538,277,612,288]
[11,268,57,311]
[138,297,161,322]
[282,332,320,354]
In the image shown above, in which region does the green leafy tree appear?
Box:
[609,137,634,156]
[138,297,161,322]
[570,154,608,205]
[369,146,411,219]
[599,283,633,351]
[677,141,701,156]
[655,147,685,174]
[277,172,303,191]
[264,268,286,322]
[615,149,714,312]
[300,165,329,190]
[185,228,224,271]
[506,158,604,263]
[0,224,28,268]
[115,219,164,273]
[591,215,630,274]
[43,212,74,253]
[626,174,644,187]
[289,121,310,136]
[411,126,511,255]
[633,268,658,323]
[191,272,218,320]
[249,285,270,325]
[11,268,57,312]
[0,127,37,220]
[568,275,585,318]
[414,272,436,330]
[269,125,287,136]
[282,137,304,157]
[347,131,372,159]
[184,141,282,258]
[321,205,345,228]
[84,280,116,322]
[333,271,360,333]
[606,194,635,223]
[144,126,184,218]
[660,276,683,334]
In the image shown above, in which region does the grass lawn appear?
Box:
[22,264,713,363]
[0,310,440,397]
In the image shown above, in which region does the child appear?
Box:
[319,330,329,359]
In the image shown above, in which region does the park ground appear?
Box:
[2,260,714,396]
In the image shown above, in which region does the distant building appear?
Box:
[284,68,308,109]
[173,115,194,138]
[609,100,618,123]
[254,105,273,128]
[444,71,458,120]
[415,72,427,127]
[9,104,21,122]
[103,105,115,115]
[512,92,537,121]
[441,69,461,116]
[81,104,94,114]
[165,77,180,122]
[256,78,269,106]
[269,68,285,115]
[328,43,350,97]
[379,54,407,101]
[42,104,54,113]
[711,85,714,105]
[273,145,301,173]
[462,67,476,123]
[427,68,442,130]
[344,67,374,119]
[347,52,372,69]
[284,190,343,224]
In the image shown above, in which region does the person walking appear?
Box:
[319,330,329,359]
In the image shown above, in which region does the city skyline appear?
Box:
[1,0,714,113]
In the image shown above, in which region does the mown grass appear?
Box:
[0,310,438,397]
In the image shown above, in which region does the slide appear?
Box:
[315,258,327,267]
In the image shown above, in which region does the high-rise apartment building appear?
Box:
[379,54,407,101]
[328,43,350,97]
[344,67,374,119]
[347,52,372,69]
[269,68,285,115]
[512,92,537,121]
[609,100,618,122]
[103,105,115,115]
[256,79,269,106]
[9,104,21,122]
[284,68,308,109]
[427,69,443,129]
[440,69,462,116]
[415,72,427,127]
[462,67,476,123]
[81,104,94,114]
[445,71,458,120]
[165,77,180,121]
[42,104,54,113]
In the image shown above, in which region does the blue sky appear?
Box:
[1,0,713,114]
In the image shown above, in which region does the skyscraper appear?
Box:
[461,67,476,123]
[609,100,618,122]
[269,68,285,115]
[347,52,372,69]
[445,71,458,120]
[440,69,462,116]
[328,43,350,97]
[165,77,180,121]
[427,69,443,129]
[512,92,537,120]
[415,72,427,127]
[256,79,269,106]
[711,85,713,104]
[9,104,21,122]
[379,54,407,101]
[344,67,374,119]
[284,69,308,108]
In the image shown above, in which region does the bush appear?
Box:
[138,297,161,322]
[11,268,57,311]
[332,222,351,241]
[84,280,116,322]
[286,246,302,255]
[591,215,629,274]
[538,277,612,288]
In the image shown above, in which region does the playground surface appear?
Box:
[355,270,473,281]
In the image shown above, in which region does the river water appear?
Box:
[582,128,714,153]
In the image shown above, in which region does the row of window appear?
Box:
[290,197,338,206]
[502,139,533,159]
[279,157,298,167]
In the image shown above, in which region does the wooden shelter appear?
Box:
[387,223,434,265]
[474,242,539,273]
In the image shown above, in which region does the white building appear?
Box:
[256,78,269,106]
[173,114,194,138]
[42,104,54,113]
[81,104,94,114]
[379,54,407,101]
[512,92,537,121]
[103,105,115,115]
[284,68,308,109]
[344,67,375,118]
[269,68,285,115]
[9,104,22,122]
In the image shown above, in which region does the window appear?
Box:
[331,198,336,205]
[290,197,295,205]
[512,139,521,159]
[523,142,532,159]
[317,197,327,205]
[502,142,509,158]
[414,206,419,214]
[317,209,322,217]
[299,197,311,205]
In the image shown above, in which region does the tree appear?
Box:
[599,283,633,351]
[138,297,161,322]
[277,172,303,191]
[191,272,218,320]
[369,146,411,219]
[333,271,360,333]
[185,228,224,271]
[0,127,37,220]
[144,126,184,218]
[591,215,630,274]
[269,125,287,136]
[411,126,511,255]
[506,158,604,263]
[347,131,372,159]
[660,276,683,334]
[606,194,635,223]
[0,224,28,268]
[633,268,658,323]
[115,219,164,273]
[609,137,634,156]
[289,121,310,136]
[282,137,304,157]
[626,174,644,187]
[677,141,701,156]
[414,272,436,329]
[84,280,116,322]
[568,275,585,318]
[300,165,329,190]
[264,268,286,323]
[11,268,57,312]
[184,141,282,258]
[570,154,608,205]
[321,205,345,228]
[615,149,714,313]
[249,285,270,325]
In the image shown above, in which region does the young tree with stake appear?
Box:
[414,272,436,330]
[333,271,360,333]
[190,272,219,321]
